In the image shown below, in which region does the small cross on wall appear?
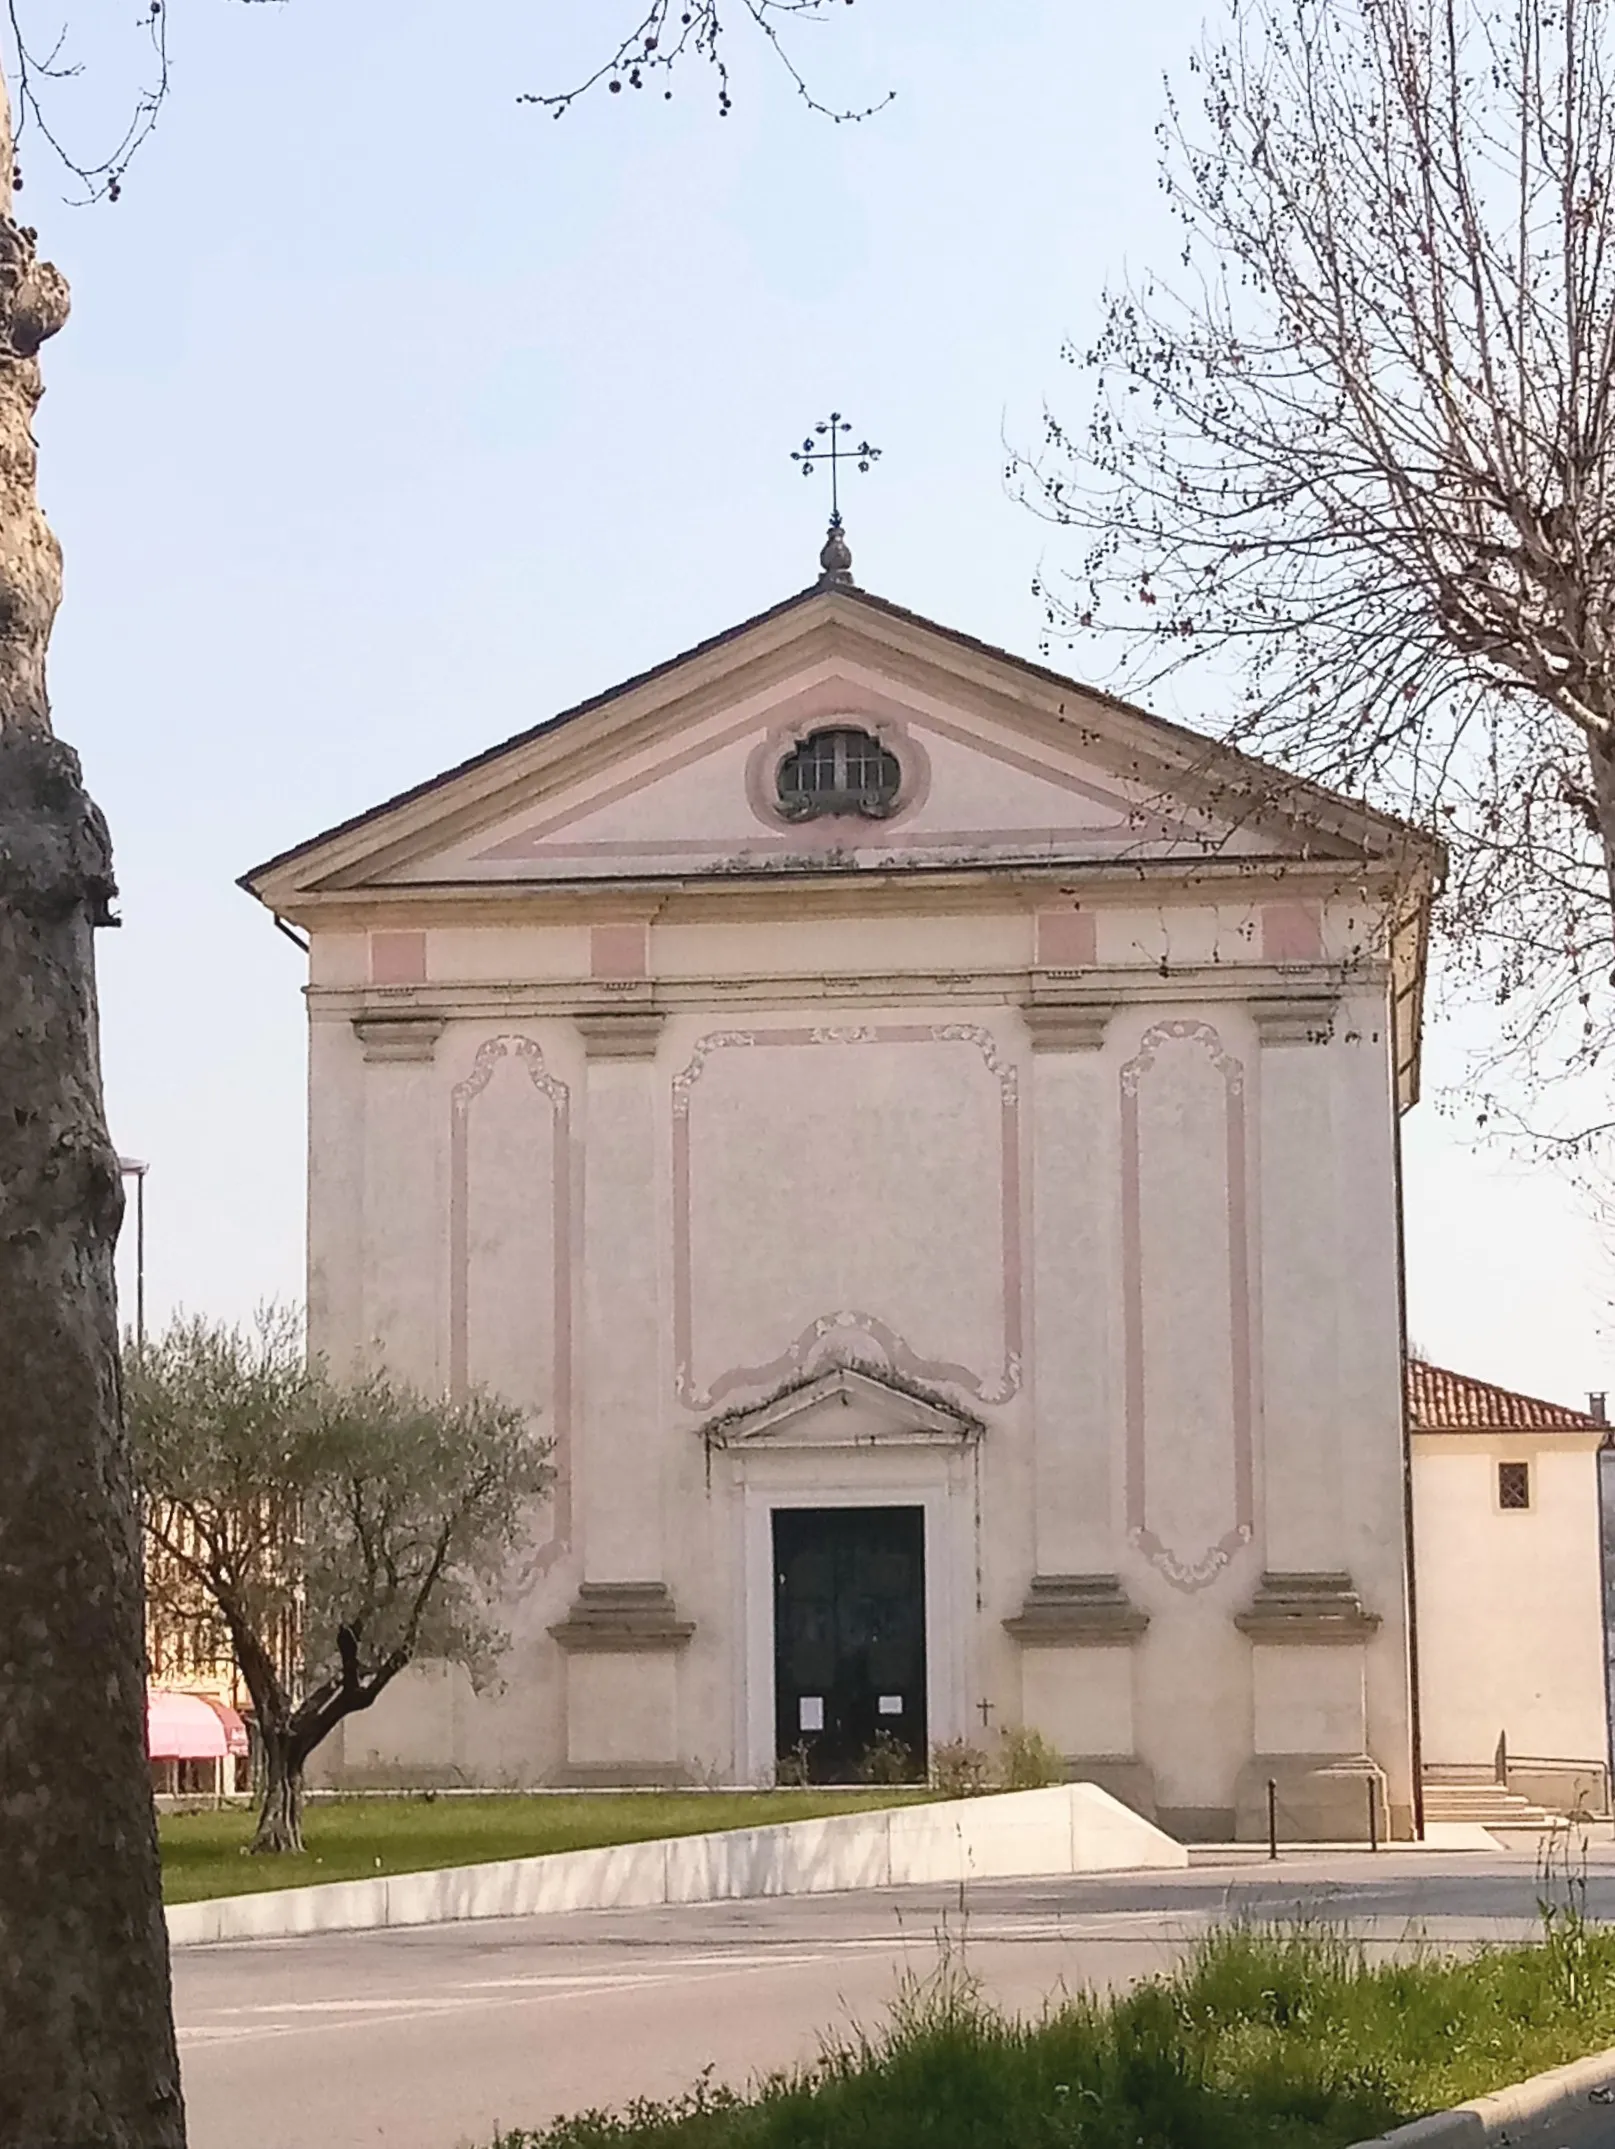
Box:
[975,1697,996,1732]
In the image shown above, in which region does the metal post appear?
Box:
[1266,1775,1278,1860]
[1368,1777,1379,1852]
[117,1157,149,1351]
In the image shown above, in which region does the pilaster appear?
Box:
[1024,998,1118,1575]
[356,1017,443,1388]
[1252,993,1343,1572]
[577,1007,666,1584]
[1234,1571,1388,1842]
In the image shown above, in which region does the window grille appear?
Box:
[777,728,901,821]
[1498,1460,1531,1510]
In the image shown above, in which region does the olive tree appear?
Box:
[128,1312,551,1855]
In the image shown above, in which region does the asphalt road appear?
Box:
[1518,2110,1615,2149]
[172,1848,1615,2149]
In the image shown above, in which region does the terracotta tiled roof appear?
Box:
[1406,1359,1605,1434]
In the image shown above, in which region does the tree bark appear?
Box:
[0,75,186,2149]
[1587,731,1615,932]
[250,1730,306,1855]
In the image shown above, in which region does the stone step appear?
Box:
[1422,1784,1567,1829]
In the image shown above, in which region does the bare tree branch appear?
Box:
[524,0,891,123]
[1017,0,1615,1093]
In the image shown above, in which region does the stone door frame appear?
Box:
[734,1470,973,1786]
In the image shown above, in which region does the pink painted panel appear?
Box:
[1261,902,1324,963]
[1119,1020,1254,1591]
[1035,907,1097,969]
[590,923,648,980]
[671,1024,1023,1410]
[449,1036,573,1573]
[370,930,427,985]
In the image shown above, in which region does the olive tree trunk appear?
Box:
[0,74,186,2149]
[250,1727,307,1856]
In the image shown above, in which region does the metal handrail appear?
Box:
[1503,1752,1612,1816]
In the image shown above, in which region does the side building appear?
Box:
[1410,1362,1610,1827]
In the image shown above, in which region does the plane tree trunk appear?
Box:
[0,70,186,2149]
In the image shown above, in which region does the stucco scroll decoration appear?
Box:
[449,1034,573,1573]
[1119,1019,1255,1593]
[672,1023,1023,1411]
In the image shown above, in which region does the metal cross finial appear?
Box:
[791,412,882,525]
[792,413,880,585]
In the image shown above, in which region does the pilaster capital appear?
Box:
[1247,995,1339,1047]
[575,1011,666,1061]
[1021,1000,1120,1053]
[351,1014,445,1064]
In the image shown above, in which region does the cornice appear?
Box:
[271,852,1412,935]
[308,959,1387,1027]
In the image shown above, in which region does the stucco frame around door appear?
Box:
[734,1474,973,1786]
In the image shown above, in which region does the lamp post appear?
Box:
[117,1157,148,1351]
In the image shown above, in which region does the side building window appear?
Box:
[1497,1460,1531,1510]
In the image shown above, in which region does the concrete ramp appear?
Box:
[167,1783,1186,1946]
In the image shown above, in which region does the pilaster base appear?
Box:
[550,1583,693,1784]
[558,1649,686,1784]
[1063,1755,1158,1823]
[1235,1754,1389,1844]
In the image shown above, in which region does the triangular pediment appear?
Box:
[243,584,1429,911]
[699,1366,984,1452]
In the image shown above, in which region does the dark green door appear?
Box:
[772,1506,927,1783]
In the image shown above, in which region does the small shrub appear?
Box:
[855,1732,921,1785]
[930,1738,992,1798]
[772,1743,812,1789]
[998,1725,1064,1790]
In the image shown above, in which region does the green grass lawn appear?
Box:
[489,1918,1615,2148]
[159,1789,935,1903]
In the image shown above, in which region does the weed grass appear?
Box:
[489,1910,1615,2148]
[159,1789,933,1903]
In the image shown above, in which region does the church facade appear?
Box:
[244,556,1437,1840]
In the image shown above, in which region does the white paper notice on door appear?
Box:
[878,1695,903,1716]
[798,1696,824,1732]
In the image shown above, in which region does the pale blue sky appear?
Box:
[30,0,1603,1404]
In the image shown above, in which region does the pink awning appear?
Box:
[146,1690,248,1761]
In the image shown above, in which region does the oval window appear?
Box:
[777,728,901,821]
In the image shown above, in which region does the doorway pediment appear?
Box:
[700,1366,983,1452]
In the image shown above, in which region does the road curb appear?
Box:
[1350,2043,1615,2144]
[164,1781,1186,1946]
